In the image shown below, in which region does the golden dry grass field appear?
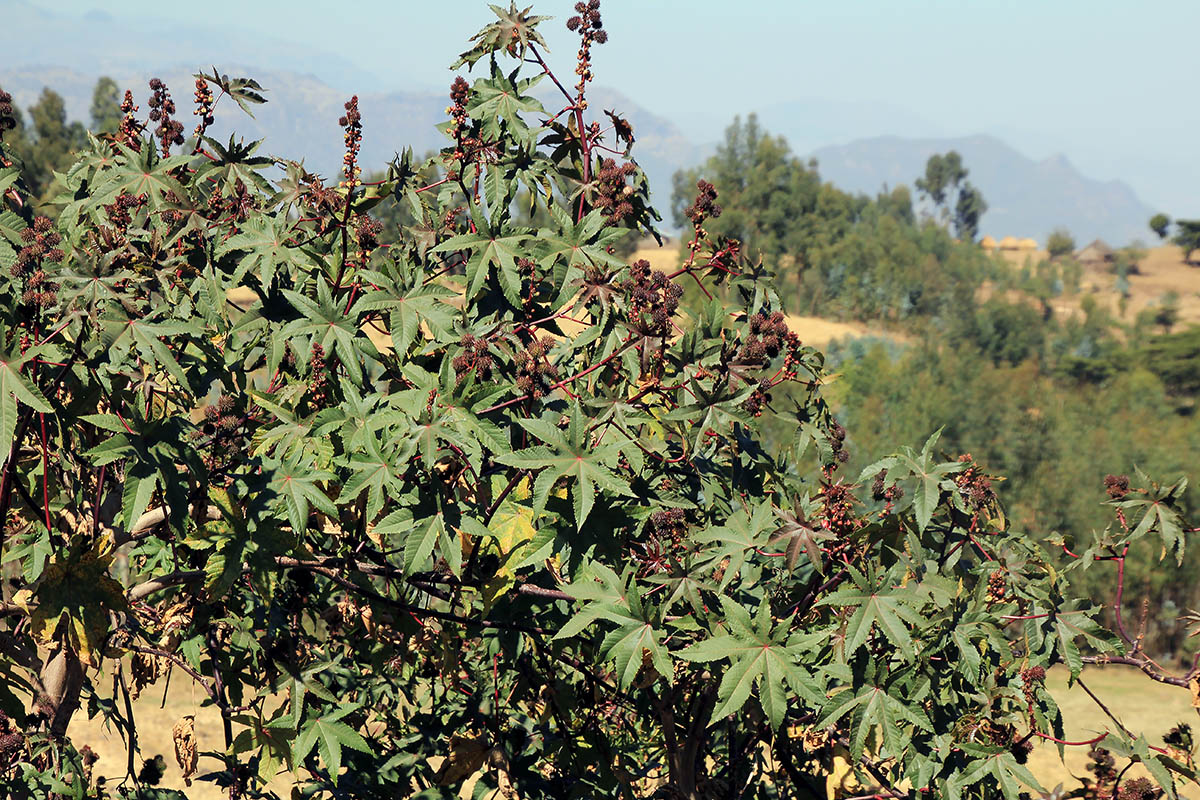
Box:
[1000,245,1200,329]
[66,664,1196,798]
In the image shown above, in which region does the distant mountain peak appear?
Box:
[809,135,1152,245]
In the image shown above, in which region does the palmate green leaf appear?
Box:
[91,142,191,207]
[216,211,297,286]
[283,282,371,386]
[293,710,372,787]
[677,597,820,730]
[341,434,402,520]
[468,63,545,143]
[267,453,337,533]
[375,507,449,574]
[950,744,1045,800]
[818,567,926,661]
[496,404,632,529]
[430,218,532,303]
[0,344,54,460]
[355,271,456,356]
[556,565,671,689]
[693,502,776,589]
[97,308,194,389]
[453,2,551,68]
[817,683,931,760]
[537,206,628,303]
[1038,604,1122,682]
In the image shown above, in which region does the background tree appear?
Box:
[915,150,988,242]
[914,150,966,217]
[89,75,122,133]
[953,179,987,241]
[18,87,87,201]
[1171,218,1200,263]
[1046,227,1076,259]
[1150,212,1172,240]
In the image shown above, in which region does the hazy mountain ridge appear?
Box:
[0,66,699,213]
[0,55,1156,244]
[809,134,1154,246]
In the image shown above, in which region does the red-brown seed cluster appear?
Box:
[190,395,244,475]
[1104,473,1130,499]
[115,90,144,150]
[192,77,215,137]
[452,334,494,385]
[347,214,383,270]
[818,480,860,555]
[307,343,331,408]
[566,0,606,106]
[339,96,362,188]
[1020,665,1045,725]
[1088,746,1117,786]
[148,78,185,156]
[633,508,689,576]
[518,257,541,312]
[620,259,682,338]
[13,217,62,308]
[593,158,637,224]
[985,570,1007,606]
[207,179,256,223]
[515,336,559,399]
[954,454,995,513]
[737,311,795,366]
[0,89,16,140]
[104,191,148,229]
[685,180,721,226]
[743,378,774,417]
[445,77,486,171]
[301,174,341,234]
[870,468,904,508]
[828,421,850,464]
[1118,778,1157,800]
[0,709,24,770]
[447,77,470,142]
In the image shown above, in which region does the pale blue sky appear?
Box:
[17,0,1200,213]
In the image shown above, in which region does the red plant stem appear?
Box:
[35,317,73,347]
[92,464,105,539]
[1112,546,1133,646]
[415,177,450,194]
[527,45,575,109]
[1033,731,1108,746]
[39,413,51,533]
[478,340,633,415]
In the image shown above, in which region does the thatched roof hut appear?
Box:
[1017,238,1039,250]
[979,235,998,250]
[1077,239,1114,264]
[998,235,1020,250]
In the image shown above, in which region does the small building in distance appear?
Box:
[979,234,998,250]
[1017,237,1039,251]
[998,235,1021,251]
[1076,239,1114,267]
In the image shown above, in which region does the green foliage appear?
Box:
[1150,212,1172,240]
[1047,228,1076,259]
[89,77,122,134]
[672,117,997,324]
[0,5,1194,800]
[1172,219,1200,263]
